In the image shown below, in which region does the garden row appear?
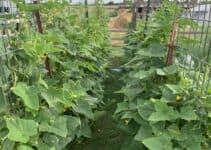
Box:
[0,2,110,150]
[115,1,211,150]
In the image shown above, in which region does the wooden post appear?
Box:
[85,0,89,18]
[33,0,52,77]
[166,21,178,66]
[131,1,137,30]
[144,0,151,37]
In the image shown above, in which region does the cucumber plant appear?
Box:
[0,2,110,149]
[116,1,211,149]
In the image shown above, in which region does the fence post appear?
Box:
[33,0,52,77]
[166,21,178,66]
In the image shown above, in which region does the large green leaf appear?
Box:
[66,116,81,138]
[167,124,182,140]
[39,116,68,137]
[138,101,154,120]
[17,145,34,150]
[165,84,181,94]
[2,139,15,150]
[41,133,72,150]
[41,87,66,112]
[160,86,177,102]
[150,122,166,135]
[137,43,165,58]
[149,101,179,121]
[6,117,38,143]
[134,125,152,141]
[72,99,94,120]
[118,87,143,100]
[115,102,129,114]
[179,124,203,150]
[142,135,173,150]
[180,105,198,121]
[37,138,56,150]
[77,118,91,138]
[12,83,40,111]
[132,68,155,80]
[156,65,178,76]
[64,81,87,99]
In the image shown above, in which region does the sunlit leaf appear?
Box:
[12,83,40,111]
[149,101,179,121]
[6,117,38,143]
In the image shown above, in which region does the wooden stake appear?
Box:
[33,0,52,77]
[166,21,178,66]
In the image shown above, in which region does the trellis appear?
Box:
[135,0,211,96]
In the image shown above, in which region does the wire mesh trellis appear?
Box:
[177,0,211,96]
[137,0,211,95]
[178,0,211,60]
[0,0,20,110]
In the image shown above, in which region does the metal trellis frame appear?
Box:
[140,0,211,95]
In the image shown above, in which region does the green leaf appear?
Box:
[72,99,94,120]
[167,124,182,140]
[37,140,56,150]
[149,101,179,121]
[179,124,203,150]
[2,139,15,150]
[164,65,178,75]
[133,70,150,80]
[17,145,34,150]
[137,43,165,58]
[64,81,87,99]
[160,84,181,102]
[6,117,38,143]
[165,84,181,94]
[66,116,81,138]
[118,87,143,100]
[138,101,154,120]
[115,102,129,114]
[12,83,40,111]
[77,118,91,138]
[156,65,178,76]
[156,69,166,76]
[39,116,68,137]
[134,125,152,141]
[41,133,72,150]
[150,122,166,135]
[180,105,198,120]
[41,87,65,112]
[142,135,173,150]
[132,68,155,80]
